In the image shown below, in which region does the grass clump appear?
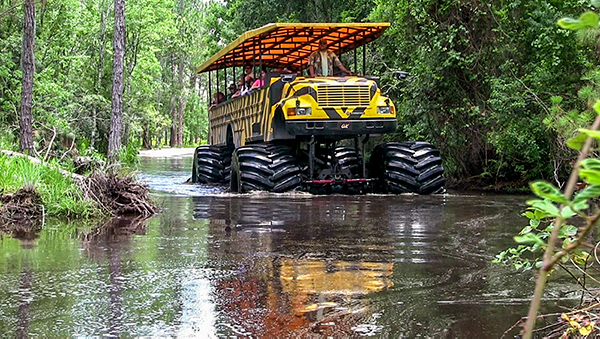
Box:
[0,155,100,218]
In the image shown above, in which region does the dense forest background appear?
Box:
[1,0,599,186]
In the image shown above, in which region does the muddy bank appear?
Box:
[0,173,157,238]
[0,187,44,238]
[446,177,531,194]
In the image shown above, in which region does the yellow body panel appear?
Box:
[279,77,396,120]
[208,75,397,147]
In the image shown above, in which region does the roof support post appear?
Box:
[354,45,357,75]
[208,71,212,105]
[216,69,220,95]
[362,44,366,76]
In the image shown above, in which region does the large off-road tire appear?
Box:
[369,141,445,194]
[230,144,301,193]
[269,144,302,192]
[332,146,361,178]
[192,145,231,184]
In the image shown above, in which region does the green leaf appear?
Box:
[594,99,600,114]
[526,199,560,217]
[579,169,600,185]
[580,158,600,170]
[558,17,585,30]
[562,225,578,237]
[520,225,533,235]
[530,181,567,203]
[572,184,600,204]
[514,233,545,246]
[529,218,540,228]
[579,11,600,27]
[566,133,587,151]
[592,0,600,9]
[572,200,590,212]
[533,210,547,220]
[560,206,576,219]
[558,12,600,30]
[579,128,600,141]
[523,211,535,219]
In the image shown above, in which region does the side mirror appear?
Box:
[393,71,409,81]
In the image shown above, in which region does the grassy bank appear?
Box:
[0,155,101,218]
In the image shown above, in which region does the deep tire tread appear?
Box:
[369,141,445,194]
[231,143,301,193]
[193,145,232,184]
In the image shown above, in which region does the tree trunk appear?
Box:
[170,101,177,147]
[91,0,109,150]
[177,57,185,146]
[107,0,126,162]
[19,0,35,155]
[142,125,152,149]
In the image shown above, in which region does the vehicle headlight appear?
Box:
[377,106,392,114]
[296,107,311,116]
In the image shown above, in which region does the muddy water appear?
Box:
[0,155,576,337]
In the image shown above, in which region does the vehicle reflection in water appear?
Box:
[194,194,444,337]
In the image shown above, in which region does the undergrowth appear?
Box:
[0,155,101,218]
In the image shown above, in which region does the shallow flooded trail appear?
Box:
[0,153,576,337]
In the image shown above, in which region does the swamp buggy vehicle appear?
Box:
[192,23,445,194]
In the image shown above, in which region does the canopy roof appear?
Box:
[196,22,390,73]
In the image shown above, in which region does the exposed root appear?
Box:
[0,186,44,238]
[0,172,156,239]
[79,172,158,217]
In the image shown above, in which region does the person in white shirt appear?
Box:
[308,38,351,77]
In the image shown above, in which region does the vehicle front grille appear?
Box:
[316,85,370,107]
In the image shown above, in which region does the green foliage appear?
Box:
[0,0,212,160]
[368,0,595,185]
[0,155,100,218]
[119,141,140,167]
[558,11,599,30]
[495,99,600,271]
[492,178,593,270]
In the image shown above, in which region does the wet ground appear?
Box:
[0,154,580,337]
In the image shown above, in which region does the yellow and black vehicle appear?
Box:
[192,23,444,194]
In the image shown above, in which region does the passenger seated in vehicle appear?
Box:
[244,64,255,81]
[227,83,237,100]
[308,38,352,77]
[231,78,243,99]
[209,92,225,110]
[250,67,267,90]
[232,74,252,98]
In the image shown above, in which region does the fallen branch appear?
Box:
[0,149,86,182]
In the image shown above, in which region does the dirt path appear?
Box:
[138,147,196,158]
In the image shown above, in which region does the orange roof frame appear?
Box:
[196,22,390,73]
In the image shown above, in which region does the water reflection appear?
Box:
[82,217,148,337]
[194,194,448,336]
